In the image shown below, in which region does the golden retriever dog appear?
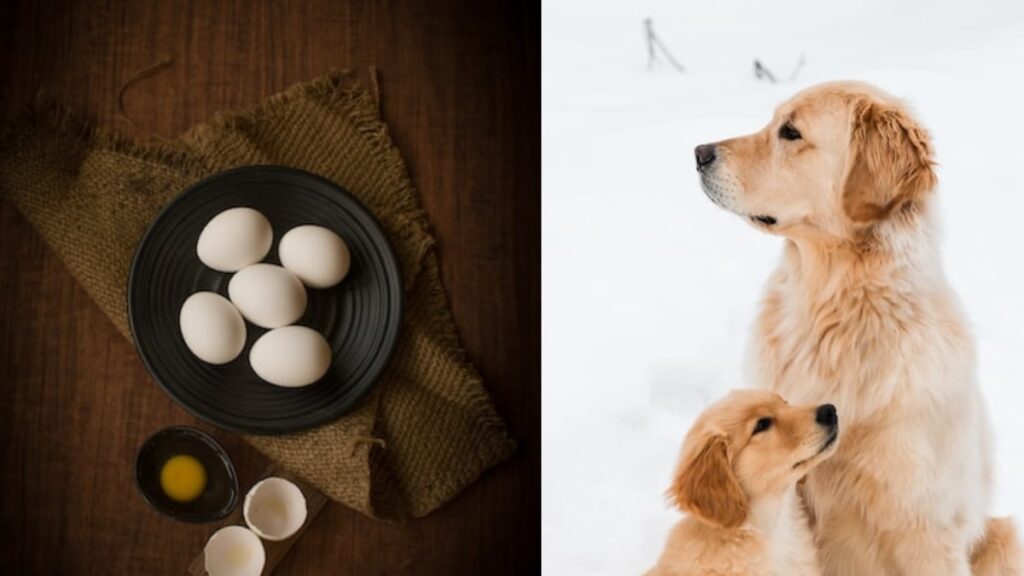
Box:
[647,389,839,576]
[694,81,1021,575]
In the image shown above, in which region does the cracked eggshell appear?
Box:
[243,477,308,541]
[248,326,331,388]
[227,264,307,329]
[278,225,352,289]
[179,292,246,364]
[203,525,265,576]
[196,207,273,272]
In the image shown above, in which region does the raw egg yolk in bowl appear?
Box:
[160,454,208,502]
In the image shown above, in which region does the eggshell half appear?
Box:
[204,525,265,576]
[228,264,307,329]
[278,225,352,289]
[196,207,273,272]
[248,326,331,387]
[243,477,308,541]
[179,292,246,364]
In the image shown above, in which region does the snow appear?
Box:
[541,1,1024,574]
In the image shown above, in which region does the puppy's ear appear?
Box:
[842,98,937,224]
[667,433,748,528]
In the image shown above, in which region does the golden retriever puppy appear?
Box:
[647,389,839,576]
[694,81,1021,575]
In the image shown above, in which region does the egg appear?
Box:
[227,264,307,329]
[278,225,352,289]
[196,207,273,272]
[243,477,308,541]
[179,292,246,364]
[249,326,331,387]
[204,525,265,576]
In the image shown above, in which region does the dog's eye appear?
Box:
[752,417,774,435]
[778,123,802,141]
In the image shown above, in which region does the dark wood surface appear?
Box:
[0,1,539,574]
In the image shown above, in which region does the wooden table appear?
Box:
[0,1,539,574]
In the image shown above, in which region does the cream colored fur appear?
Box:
[648,390,837,576]
[696,81,1020,575]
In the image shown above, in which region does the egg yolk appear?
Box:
[160,454,207,502]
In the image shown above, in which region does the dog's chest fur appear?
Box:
[749,240,987,530]
[750,242,971,424]
[753,489,821,576]
[651,491,821,576]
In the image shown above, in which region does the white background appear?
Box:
[541,1,1024,573]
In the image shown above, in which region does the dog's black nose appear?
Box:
[816,404,838,427]
[694,144,716,172]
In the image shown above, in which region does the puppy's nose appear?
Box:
[816,404,838,428]
[694,144,716,172]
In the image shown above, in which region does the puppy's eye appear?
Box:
[779,123,802,141]
[752,417,774,435]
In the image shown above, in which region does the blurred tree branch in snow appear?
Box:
[754,53,807,83]
[644,18,685,72]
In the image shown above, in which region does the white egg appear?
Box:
[227,264,307,329]
[278,225,352,289]
[249,326,331,387]
[204,525,265,576]
[243,477,308,541]
[196,207,273,272]
[179,292,246,364]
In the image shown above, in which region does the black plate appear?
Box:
[128,166,403,434]
[134,426,239,523]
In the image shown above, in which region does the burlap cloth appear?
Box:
[0,71,516,519]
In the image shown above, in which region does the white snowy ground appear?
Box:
[541,1,1024,574]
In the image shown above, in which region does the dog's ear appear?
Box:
[842,98,937,224]
[667,433,748,528]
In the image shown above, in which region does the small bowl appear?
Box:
[243,476,308,541]
[135,426,239,522]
